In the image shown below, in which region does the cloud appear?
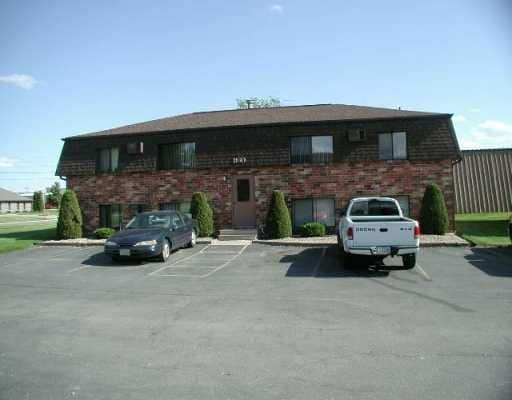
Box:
[0,157,19,167]
[477,120,512,135]
[452,115,467,123]
[268,4,284,13]
[0,74,37,89]
[456,119,512,150]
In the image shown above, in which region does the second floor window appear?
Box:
[158,142,196,170]
[97,147,119,173]
[379,132,407,160]
[290,135,333,164]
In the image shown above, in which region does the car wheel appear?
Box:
[159,239,171,262]
[402,254,416,269]
[188,229,197,248]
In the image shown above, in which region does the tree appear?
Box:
[236,97,281,109]
[46,182,62,207]
[419,183,449,235]
[190,192,214,237]
[32,191,44,212]
[265,190,292,239]
[56,190,83,239]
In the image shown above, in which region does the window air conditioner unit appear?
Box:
[347,129,366,142]
[127,142,144,154]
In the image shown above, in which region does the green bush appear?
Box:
[32,191,44,212]
[265,190,292,239]
[300,222,326,237]
[93,227,116,239]
[56,190,83,239]
[190,192,214,237]
[419,183,449,234]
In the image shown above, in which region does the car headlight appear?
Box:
[105,241,118,247]
[134,240,158,246]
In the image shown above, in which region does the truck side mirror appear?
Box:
[335,208,346,217]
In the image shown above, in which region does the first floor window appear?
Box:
[158,142,196,170]
[159,201,191,214]
[292,198,335,229]
[97,147,119,173]
[392,195,410,217]
[379,132,407,160]
[290,135,333,164]
[129,204,148,217]
[99,204,122,228]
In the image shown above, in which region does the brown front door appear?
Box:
[232,176,256,228]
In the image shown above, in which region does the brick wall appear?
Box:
[57,117,460,176]
[68,159,455,234]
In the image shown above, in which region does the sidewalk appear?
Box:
[253,233,469,247]
[41,234,468,247]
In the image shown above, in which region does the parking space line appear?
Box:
[311,247,327,277]
[415,264,432,281]
[148,245,211,276]
[66,264,90,274]
[199,244,249,278]
[155,244,249,278]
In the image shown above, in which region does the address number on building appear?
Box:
[232,156,247,165]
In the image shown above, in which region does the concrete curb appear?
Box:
[40,237,468,248]
[40,238,214,247]
[252,240,469,247]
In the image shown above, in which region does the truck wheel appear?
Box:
[402,254,416,269]
[338,247,352,267]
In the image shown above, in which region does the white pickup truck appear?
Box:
[337,197,420,268]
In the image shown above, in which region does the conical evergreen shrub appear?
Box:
[419,183,449,234]
[33,191,44,212]
[265,190,292,239]
[56,190,83,239]
[190,192,214,237]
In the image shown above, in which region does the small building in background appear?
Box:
[0,187,33,213]
[453,148,512,213]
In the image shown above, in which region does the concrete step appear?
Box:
[218,229,257,241]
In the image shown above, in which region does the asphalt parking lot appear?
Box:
[0,243,511,400]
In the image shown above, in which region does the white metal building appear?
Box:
[0,188,33,213]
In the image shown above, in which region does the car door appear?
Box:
[177,211,192,241]
[170,212,187,246]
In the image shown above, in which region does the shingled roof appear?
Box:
[66,103,449,140]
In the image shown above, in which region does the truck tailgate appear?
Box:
[352,220,416,247]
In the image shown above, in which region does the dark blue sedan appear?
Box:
[104,211,198,262]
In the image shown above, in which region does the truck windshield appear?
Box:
[350,200,399,216]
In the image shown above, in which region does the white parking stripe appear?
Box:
[415,264,432,281]
[155,244,249,278]
[148,245,211,276]
[66,264,90,274]
[199,244,249,278]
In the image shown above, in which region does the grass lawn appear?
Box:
[455,212,512,222]
[0,221,57,254]
[0,210,58,223]
[455,212,511,246]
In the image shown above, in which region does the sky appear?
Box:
[0,0,511,193]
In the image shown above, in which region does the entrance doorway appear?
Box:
[232,176,256,228]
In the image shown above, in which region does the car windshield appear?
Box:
[126,213,171,229]
[350,200,399,216]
